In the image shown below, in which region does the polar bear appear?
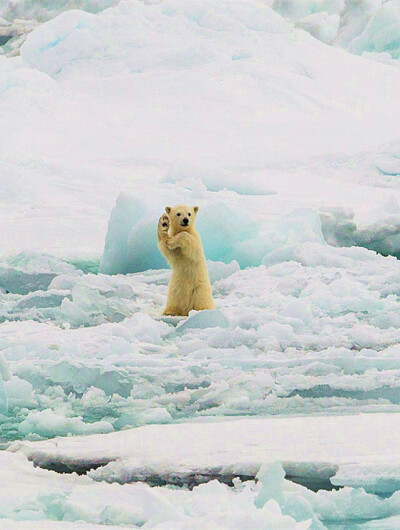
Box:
[157,205,215,316]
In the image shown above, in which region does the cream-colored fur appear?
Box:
[157,205,215,316]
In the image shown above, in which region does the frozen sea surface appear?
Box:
[2,1,400,528]
[3,243,400,442]
[5,436,400,529]
[10,413,400,495]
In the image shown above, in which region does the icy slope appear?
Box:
[1,0,400,256]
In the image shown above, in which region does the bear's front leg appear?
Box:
[157,214,170,242]
[158,214,173,261]
[162,308,179,316]
[167,232,191,251]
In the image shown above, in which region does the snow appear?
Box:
[272,0,400,62]
[5,244,400,441]
[6,415,400,527]
[3,376,33,409]
[2,0,400,258]
[0,451,316,528]
[0,376,7,415]
[349,1,400,57]
[2,0,400,527]
[296,12,341,44]
[0,0,120,22]
[8,413,400,488]
[332,462,400,494]
[18,409,113,438]
[175,309,229,332]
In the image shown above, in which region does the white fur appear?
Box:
[157,205,215,316]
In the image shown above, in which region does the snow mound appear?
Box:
[2,0,400,259]
[20,1,289,77]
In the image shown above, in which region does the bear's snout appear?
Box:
[182,217,189,226]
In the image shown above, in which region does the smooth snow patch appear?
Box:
[10,413,400,495]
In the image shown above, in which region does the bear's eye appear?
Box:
[177,212,181,217]
[188,212,191,216]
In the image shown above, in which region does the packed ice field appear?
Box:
[3,0,400,528]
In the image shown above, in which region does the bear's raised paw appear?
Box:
[158,214,170,232]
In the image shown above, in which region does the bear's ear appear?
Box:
[193,206,199,214]
[165,206,171,215]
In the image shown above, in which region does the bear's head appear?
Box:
[165,204,199,234]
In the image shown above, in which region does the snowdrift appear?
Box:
[2,0,400,257]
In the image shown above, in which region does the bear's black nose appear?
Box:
[182,217,189,226]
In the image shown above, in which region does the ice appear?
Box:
[9,414,400,527]
[3,1,400,526]
[3,376,33,409]
[0,0,120,22]
[2,0,400,259]
[0,375,7,415]
[336,0,383,47]
[255,461,286,507]
[271,0,400,65]
[350,1,400,57]
[100,193,327,274]
[0,0,120,57]
[5,242,400,441]
[0,450,313,528]
[0,352,11,381]
[272,0,344,22]
[331,462,400,494]
[296,12,340,44]
[164,162,277,195]
[99,193,161,275]
[176,309,229,332]
[10,413,400,485]
[8,0,400,69]
[0,353,11,414]
[123,312,170,344]
[206,260,240,283]
[18,409,113,437]
[0,251,80,295]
